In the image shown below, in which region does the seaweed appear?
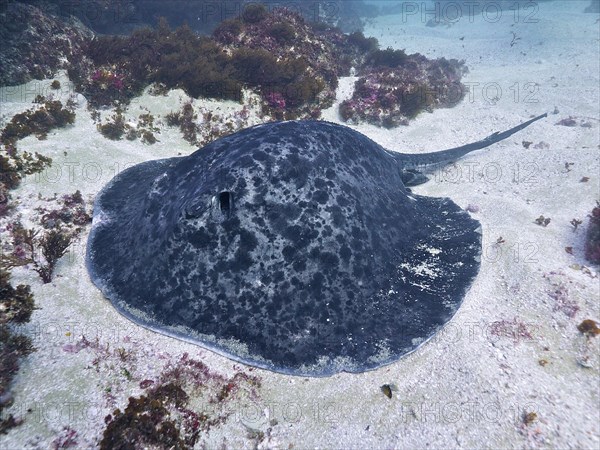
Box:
[401,83,435,119]
[36,190,91,229]
[584,202,600,264]
[1,223,74,284]
[70,6,465,123]
[81,20,242,106]
[100,383,188,450]
[347,31,379,53]
[366,47,408,68]
[1,143,52,218]
[97,109,159,144]
[212,18,244,44]
[0,100,75,145]
[0,268,36,434]
[1,191,90,282]
[100,353,262,449]
[97,107,126,140]
[268,22,296,43]
[165,103,199,145]
[340,54,466,127]
[164,102,251,147]
[230,48,281,85]
[522,411,538,425]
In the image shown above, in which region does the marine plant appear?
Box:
[1,223,74,284]
[2,189,90,283]
[534,215,551,227]
[268,21,296,43]
[347,31,379,53]
[584,202,600,264]
[97,110,126,141]
[97,108,159,144]
[0,100,75,145]
[0,146,52,191]
[165,103,200,145]
[0,267,35,434]
[340,54,467,127]
[99,352,262,449]
[212,18,244,44]
[51,426,78,449]
[83,68,128,107]
[366,47,408,68]
[67,6,467,123]
[165,102,252,147]
[0,142,52,218]
[36,190,91,229]
[77,20,242,106]
[571,218,583,231]
[489,317,534,344]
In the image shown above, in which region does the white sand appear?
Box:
[1,1,599,448]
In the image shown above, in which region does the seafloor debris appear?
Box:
[522,411,538,425]
[380,383,397,399]
[570,219,583,231]
[577,319,600,337]
[534,215,551,227]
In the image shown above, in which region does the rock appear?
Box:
[0,2,93,86]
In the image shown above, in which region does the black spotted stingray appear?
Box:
[86,114,546,376]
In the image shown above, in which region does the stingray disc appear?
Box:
[86,120,481,376]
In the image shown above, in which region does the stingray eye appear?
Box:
[218,191,233,212]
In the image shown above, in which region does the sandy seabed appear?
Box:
[1,1,599,448]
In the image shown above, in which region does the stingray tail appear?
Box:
[398,113,547,171]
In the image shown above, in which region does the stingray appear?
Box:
[86,113,546,376]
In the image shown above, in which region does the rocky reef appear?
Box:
[0,2,93,86]
[340,50,467,127]
[1,2,468,126]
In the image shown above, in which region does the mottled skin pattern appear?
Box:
[87,117,545,376]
